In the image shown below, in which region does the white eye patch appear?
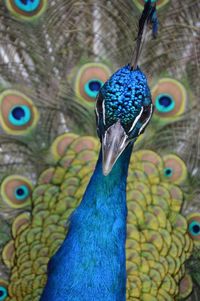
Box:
[128,107,144,133]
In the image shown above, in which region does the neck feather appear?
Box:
[80,143,133,208]
[40,143,133,301]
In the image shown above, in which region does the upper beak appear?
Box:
[102,120,129,176]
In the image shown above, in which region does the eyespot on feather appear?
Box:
[1,175,32,208]
[0,280,8,301]
[152,78,187,120]
[187,213,200,243]
[5,0,47,21]
[0,90,39,135]
[133,0,169,10]
[162,154,187,185]
[74,63,111,106]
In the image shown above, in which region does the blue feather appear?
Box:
[40,2,153,299]
[101,65,151,130]
[40,145,133,301]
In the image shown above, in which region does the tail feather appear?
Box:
[0,1,199,300]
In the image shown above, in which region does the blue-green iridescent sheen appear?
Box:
[40,146,132,301]
[84,79,103,99]
[101,65,151,129]
[0,287,7,301]
[14,185,29,201]
[164,167,173,177]
[9,105,31,126]
[14,0,40,12]
[155,93,175,113]
[189,221,200,236]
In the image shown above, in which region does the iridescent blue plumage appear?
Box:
[95,65,153,176]
[40,64,153,300]
[40,146,132,301]
[101,65,152,131]
[40,1,155,300]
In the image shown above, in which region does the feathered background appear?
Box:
[0,0,199,300]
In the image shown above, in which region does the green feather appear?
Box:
[0,1,199,300]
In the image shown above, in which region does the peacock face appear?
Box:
[95,65,153,175]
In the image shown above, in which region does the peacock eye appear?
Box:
[0,286,8,301]
[155,94,175,113]
[188,221,200,237]
[187,214,200,243]
[5,0,47,20]
[74,63,111,106]
[0,90,39,135]
[9,105,31,126]
[164,167,173,177]
[152,78,187,120]
[14,185,30,201]
[84,79,104,99]
[162,154,187,184]
[1,175,32,208]
[14,0,41,12]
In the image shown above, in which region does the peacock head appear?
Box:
[95,65,153,176]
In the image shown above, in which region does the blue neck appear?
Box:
[40,144,133,301]
[80,143,132,209]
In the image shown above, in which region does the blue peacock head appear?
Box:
[95,65,153,175]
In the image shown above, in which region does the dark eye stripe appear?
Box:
[95,106,99,120]
[138,104,153,134]
[95,92,104,114]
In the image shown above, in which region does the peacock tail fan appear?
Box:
[0,133,196,301]
[0,0,199,300]
[0,0,198,137]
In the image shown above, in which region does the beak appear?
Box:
[102,120,129,176]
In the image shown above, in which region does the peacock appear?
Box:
[0,0,199,300]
